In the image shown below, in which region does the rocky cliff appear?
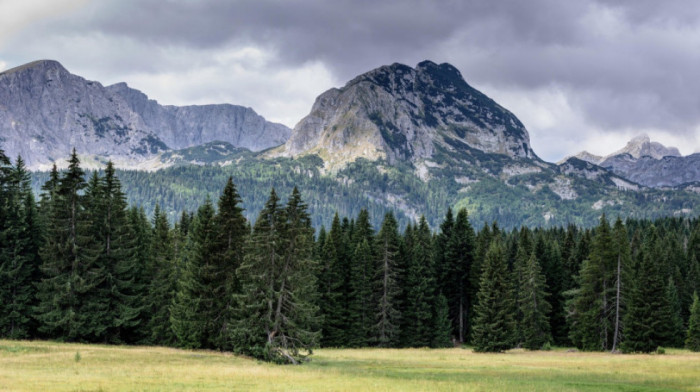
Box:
[0,60,290,169]
[569,135,696,187]
[275,61,537,170]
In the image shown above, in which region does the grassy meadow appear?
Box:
[0,340,699,391]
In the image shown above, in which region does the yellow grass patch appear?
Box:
[0,340,698,391]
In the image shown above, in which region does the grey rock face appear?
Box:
[599,153,700,187]
[570,135,693,187]
[0,60,290,169]
[106,82,290,152]
[277,60,537,169]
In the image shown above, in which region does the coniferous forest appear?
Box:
[1,150,700,364]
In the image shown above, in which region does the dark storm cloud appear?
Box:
[2,0,699,159]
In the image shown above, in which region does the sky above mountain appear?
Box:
[1,0,699,162]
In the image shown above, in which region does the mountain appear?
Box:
[7,58,699,228]
[0,60,290,170]
[274,61,536,171]
[569,135,698,187]
[572,134,681,165]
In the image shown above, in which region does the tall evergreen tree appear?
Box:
[400,216,435,347]
[569,215,616,351]
[622,226,676,353]
[170,197,218,349]
[371,212,402,347]
[443,208,475,343]
[347,239,373,347]
[35,150,103,341]
[472,241,515,352]
[317,213,348,347]
[211,177,248,349]
[146,204,178,345]
[686,291,700,352]
[0,156,41,338]
[610,218,632,352]
[233,188,319,363]
[519,252,551,350]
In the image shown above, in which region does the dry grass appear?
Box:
[0,340,698,391]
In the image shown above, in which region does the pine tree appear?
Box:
[472,241,515,352]
[622,225,676,353]
[35,150,103,341]
[347,238,373,347]
[146,204,178,346]
[400,216,435,347]
[519,252,551,350]
[569,215,616,351]
[371,212,402,347]
[211,177,248,349]
[431,294,453,348]
[512,227,534,345]
[610,218,632,352]
[87,162,146,343]
[170,197,218,349]
[443,208,475,343]
[317,213,348,347]
[0,156,41,338]
[233,188,320,363]
[686,292,700,352]
[666,278,685,348]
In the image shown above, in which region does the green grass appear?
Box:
[0,340,698,391]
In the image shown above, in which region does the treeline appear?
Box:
[1,150,700,364]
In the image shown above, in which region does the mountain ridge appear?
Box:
[0,59,290,170]
[566,135,696,187]
[274,60,537,171]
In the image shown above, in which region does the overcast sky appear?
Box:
[1,0,699,162]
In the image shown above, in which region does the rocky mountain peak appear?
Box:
[0,59,67,77]
[276,60,537,170]
[612,134,681,160]
[571,134,682,165]
[0,59,291,169]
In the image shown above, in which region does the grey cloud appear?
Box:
[1,0,699,160]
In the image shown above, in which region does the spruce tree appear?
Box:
[0,156,41,339]
[432,294,453,348]
[610,218,632,352]
[472,241,515,352]
[371,212,402,347]
[400,216,435,347]
[146,204,178,346]
[519,252,552,350]
[622,226,676,353]
[317,213,348,347]
[347,238,373,347]
[569,215,616,351]
[211,177,248,349]
[170,197,218,348]
[233,188,320,363]
[443,208,475,343]
[35,150,103,341]
[686,292,700,351]
[666,278,685,348]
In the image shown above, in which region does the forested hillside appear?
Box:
[3,150,700,363]
[28,153,700,231]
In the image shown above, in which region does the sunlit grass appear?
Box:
[0,340,698,391]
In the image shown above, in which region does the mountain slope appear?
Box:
[0,60,290,169]
[274,61,536,170]
[570,135,697,187]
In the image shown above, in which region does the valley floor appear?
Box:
[0,340,698,391]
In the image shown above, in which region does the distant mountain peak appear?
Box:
[571,134,681,165]
[612,134,680,160]
[0,59,67,77]
[275,60,536,171]
[0,59,291,169]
